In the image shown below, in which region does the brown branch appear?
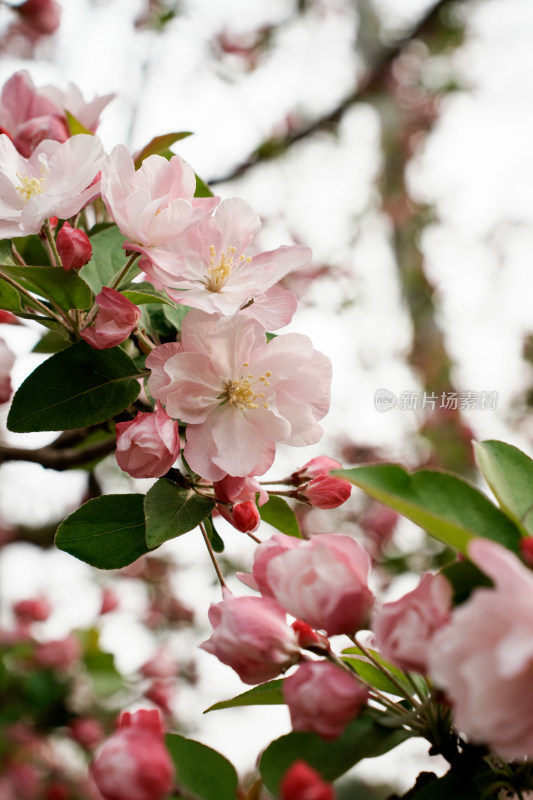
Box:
[208,0,456,186]
[0,437,116,470]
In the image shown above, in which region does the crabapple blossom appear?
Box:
[289,456,343,484]
[283,661,368,739]
[0,337,15,404]
[372,572,452,673]
[297,474,352,509]
[56,222,92,270]
[430,538,533,760]
[14,0,61,35]
[80,288,141,350]
[90,709,173,800]
[100,145,217,256]
[238,531,300,595]
[280,761,335,800]
[115,403,180,479]
[200,590,300,684]
[251,532,374,636]
[214,473,267,533]
[143,197,310,329]
[0,133,105,238]
[146,310,331,480]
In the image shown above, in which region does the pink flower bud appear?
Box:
[115,403,180,479]
[56,222,92,271]
[298,475,352,509]
[372,572,452,673]
[69,717,104,750]
[34,634,81,670]
[290,456,343,485]
[12,597,51,623]
[280,760,335,800]
[257,533,374,636]
[13,115,68,158]
[0,311,19,324]
[81,288,141,350]
[99,588,120,615]
[291,620,329,651]
[216,499,260,533]
[520,536,533,567]
[283,661,368,739]
[15,0,61,34]
[90,709,173,800]
[140,648,179,679]
[144,680,176,716]
[200,591,300,684]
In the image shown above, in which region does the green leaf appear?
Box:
[336,465,521,555]
[473,439,533,536]
[84,650,124,697]
[144,478,215,549]
[405,770,481,799]
[8,341,141,432]
[259,711,414,795]
[165,733,239,800]
[65,110,92,136]
[203,515,225,553]
[122,285,172,305]
[341,646,419,697]
[259,495,301,538]
[0,265,92,311]
[81,226,139,293]
[205,680,284,713]
[0,240,17,266]
[441,559,493,605]
[195,174,214,197]
[134,132,193,168]
[0,276,23,312]
[32,329,70,354]
[55,494,149,569]
[162,302,191,330]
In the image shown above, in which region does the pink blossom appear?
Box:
[258,533,374,636]
[101,145,217,255]
[99,588,119,615]
[430,538,533,760]
[290,456,343,484]
[372,573,452,673]
[90,709,173,800]
[280,761,335,800]
[69,717,104,750]
[238,532,300,595]
[283,661,368,739]
[115,403,180,478]
[200,591,300,684]
[0,71,113,155]
[146,310,331,481]
[140,647,179,679]
[143,197,310,329]
[12,597,51,623]
[81,288,141,350]
[56,222,92,270]
[297,474,352,509]
[144,680,176,716]
[15,0,61,35]
[0,337,15,404]
[34,634,81,670]
[0,133,105,238]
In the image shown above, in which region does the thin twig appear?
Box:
[200,520,227,589]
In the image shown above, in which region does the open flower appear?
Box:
[0,133,105,238]
[146,310,331,480]
[141,197,310,330]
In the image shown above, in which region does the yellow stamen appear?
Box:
[16,170,46,201]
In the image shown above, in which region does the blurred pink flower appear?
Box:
[14,0,61,35]
[256,533,374,636]
[90,709,173,800]
[372,572,452,673]
[430,538,533,760]
[12,596,51,623]
[200,590,300,684]
[0,133,104,238]
[280,760,335,800]
[115,403,180,478]
[283,661,368,739]
[143,197,310,329]
[146,310,331,480]
[81,288,140,350]
[0,337,15,404]
[34,634,81,670]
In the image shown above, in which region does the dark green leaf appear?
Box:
[165,733,239,800]
[405,769,482,799]
[259,495,301,538]
[144,478,215,548]
[341,646,420,697]
[205,680,284,713]
[134,132,193,168]
[122,286,171,305]
[32,329,70,353]
[474,439,533,536]
[336,465,521,555]
[55,494,149,569]
[162,302,190,330]
[0,265,92,311]
[81,226,139,293]
[195,174,214,198]
[0,276,23,312]
[8,341,141,432]
[203,515,225,553]
[441,559,493,605]
[259,711,414,795]
[0,240,16,266]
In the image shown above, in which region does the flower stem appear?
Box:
[349,634,421,708]
[110,252,140,291]
[42,219,62,267]
[200,520,227,590]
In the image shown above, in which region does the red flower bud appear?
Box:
[280,760,335,800]
[298,475,352,509]
[57,222,92,270]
